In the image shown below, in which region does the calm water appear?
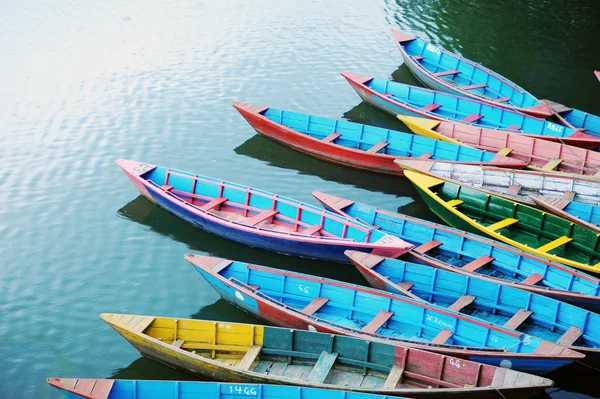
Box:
[1,0,599,397]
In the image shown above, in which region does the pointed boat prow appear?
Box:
[396,116,459,144]
[595,70,600,82]
[341,72,374,86]
[115,159,156,177]
[185,253,233,272]
[232,101,269,116]
[47,378,114,399]
[391,29,416,44]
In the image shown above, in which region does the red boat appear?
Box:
[233,102,525,176]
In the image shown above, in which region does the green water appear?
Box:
[1,0,599,397]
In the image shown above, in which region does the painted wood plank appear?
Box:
[496,147,513,156]
[306,351,339,384]
[487,218,518,231]
[239,344,263,370]
[506,125,520,130]
[300,297,330,316]
[557,326,583,346]
[417,152,433,159]
[553,191,576,210]
[434,69,460,77]
[431,329,453,345]
[422,103,442,112]
[301,224,321,236]
[461,255,495,272]
[503,308,533,330]
[383,365,404,389]
[413,239,442,254]
[521,273,543,286]
[542,158,564,171]
[462,113,484,123]
[132,316,155,333]
[447,295,476,312]
[507,185,521,195]
[446,199,464,207]
[90,380,115,399]
[73,379,96,396]
[171,340,185,348]
[545,100,573,114]
[463,83,487,90]
[268,362,288,376]
[201,197,228,211]
[247,209,279,226]
[412,55,425,61]
[322,132,341,143]
[162,185,173,191]
[361,310,394,334]
[496,97,511,103]
[537,236,572,253]
[398,282,414,291]
[366,141,390,154]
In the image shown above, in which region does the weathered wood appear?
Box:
[398,282,414,291]
[462,114,484,124]
[413,240,442,254]
[90,380,115,399]
[557,326,583,346]
[544,100,573,114]
[542,158,563,171]
[361,310,394,334]
[521,273,543,286]
[301,297,330,316]
[422,103,442,112]
[132,316,155,333]
[201,197,228,211]
[417,152,433,159]
[247,209,279,226]
[366,141,390,154]
[171,339,185,348]
[487,218,519,232]
[434,69,460,77]
[447,295,476,312]
[239,344,263,370]
[507,185,521,195]
[463,83,487,90]
[322,132,341,143]
[461,255,495,272]
[431,329,453,345]
[306,351,338,383]
[383,365,404,389]
[537,236,572,253]
[496,147,513,156]
[503,309,533,330]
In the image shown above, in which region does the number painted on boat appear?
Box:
[522,335,531,346]
[298,284,310,294]
[133,163,152,173]
[426,43,441,55]
[449,358,464,369]
[546,122,564,133]
[227,385,258,396]
[425,314,453,329]
[489,335,498,344]
[219,323,232,330]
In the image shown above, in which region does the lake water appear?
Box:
[1,0,599,397]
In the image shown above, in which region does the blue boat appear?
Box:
[187,253,583,374]
[47,378,412,399]
[346,250,600,365]
[391,29,600,137]
[342,72,600,149]
[115,159,413,263]
[234,101,526,175]
[313,192,600,312]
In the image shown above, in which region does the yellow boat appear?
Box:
[403,170,600,274]
[100,313,553,398]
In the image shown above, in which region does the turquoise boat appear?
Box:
[346,250,600,365]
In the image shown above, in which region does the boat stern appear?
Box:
[391,29,416,45]
[396,115,455,142]
[371,233,414,258]
[47,378,114,399]
[115,159,156,200]
[232,101,269,120]
[312,191,354,215]
[341,71,374,87]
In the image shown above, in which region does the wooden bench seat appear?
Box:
[397,282,414,291]
[412,55,426,61]
[171,339,185,348]
[413,240,442,254]
[521,273,543,286]
[487,218,519,232]
[541,158,563,171]
[417,152,433,159]
[361,310,394,334]
[446,199,464,207]
[507,185,521,196]
[434,69,460,77]
[162,185,173,191]
[322,132,341,143]
[496,97,511,103]
[307,351,339,384]
[422,103,442,112]
[201,197,228,211]
[461,255,495,273]
[431,329,453,345]
[301,297,330,316]
[132,316,155,333]
[503,308,533,330]
[300,224,321,236]
[537,236,572,253]
[462,113,484,124]
[506,125,521,130]
[247,209,279,226]
[463,83,487,90]
[557,326,583,346]
[383,365,404,388]
[447,295,476,312]
[239,344,263,370]
[366,141,390,154]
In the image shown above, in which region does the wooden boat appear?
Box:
[346,250,600,364]
[115,159,412,263]
[313,191,600,312]
[100,314,553,399]
[403,169,600,274]
[397,116,600,177]
[391,29,600,136]
[233,102,525,175]
[47,378,414,399]
[396,160,600,234]
[595,70,600,83]
[187,254,582,374]
[342,72,600,149]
